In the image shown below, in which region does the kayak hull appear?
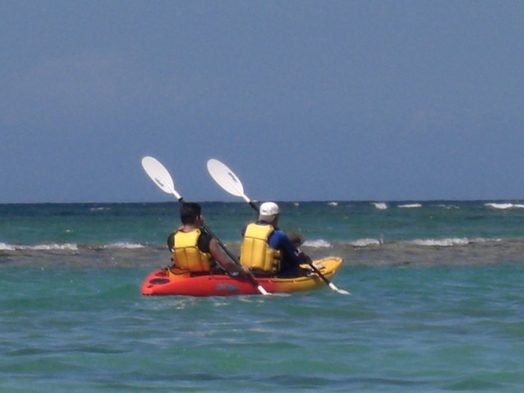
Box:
[141,257,344,296]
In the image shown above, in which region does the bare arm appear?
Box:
[209,238,248,275]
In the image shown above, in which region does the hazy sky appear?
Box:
[1,1,523,203]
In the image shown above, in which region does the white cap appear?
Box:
[259,202,279,221]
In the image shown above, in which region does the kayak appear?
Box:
[141,257,344,297]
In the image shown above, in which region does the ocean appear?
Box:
[1,201,524,392]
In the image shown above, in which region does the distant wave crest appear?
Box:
[0,242,145,251]
[409,238,470,247]
[0,243,79,251]
[351,238,383,247]
[0,242,15,251]
[103,242,144,249]
[303,239,332,248]
[305,237,489,249]
[485,203,524,209]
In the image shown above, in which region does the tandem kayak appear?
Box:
[141,257,344,297]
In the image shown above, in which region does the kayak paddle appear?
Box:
[141,156,270,296]
[206,159,259,212]
[207,158,350,295]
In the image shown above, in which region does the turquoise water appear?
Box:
[2,202,524,391]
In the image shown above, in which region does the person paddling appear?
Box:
[167,202,249,277]
[240,202,310,277]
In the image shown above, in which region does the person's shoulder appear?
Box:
[272,228,287,241]
[199,230,213,240]
[196,230,212,245]
[197,231,214,253]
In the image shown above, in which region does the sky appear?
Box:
[1,1,524,203]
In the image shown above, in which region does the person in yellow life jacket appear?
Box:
[167,202,249,276]
[240,202,310,277]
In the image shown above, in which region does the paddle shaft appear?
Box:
[248,201,258,212]
[304,258,339,289]
[206,224,267,292]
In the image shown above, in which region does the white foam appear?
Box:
[104,242,144,249]
[12,243,79,251]
[0,242,16,251]
[373,203,387,210]
[351,238,383,247]
[410,238,469,247]
[327,202,338,206]
[398,203,422,208]
[485,203,524,210]
[0,242,145,251]
[303,239,332,248]
[485,203,513,209]
[438,204,459,209]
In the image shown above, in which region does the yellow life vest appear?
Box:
[240,223,280,274]
[172,229,212,273]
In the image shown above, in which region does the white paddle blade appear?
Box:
[257,285,270,295]
[141,156,180,199]
[207,159,246,198]
[329,283,351,295]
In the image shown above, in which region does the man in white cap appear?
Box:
[240,202,310,277]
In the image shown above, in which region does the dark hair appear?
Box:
[180,202,202,225]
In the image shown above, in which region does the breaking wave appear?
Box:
[408,238,471,247]
[350,238,383,247]
[303,236,497,249]
[103,242,145,249]
[0,243,79,251]
[0,242,144,251]
[303,239,332,248]
[485,203,524,209]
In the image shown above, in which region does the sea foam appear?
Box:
[0,243,79,251]
[104,242,145,249]
[351,238,383,247]
[303,239,332,248]
[0,242,15,251]
[485,203,524,209]
[409,238,470,247]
